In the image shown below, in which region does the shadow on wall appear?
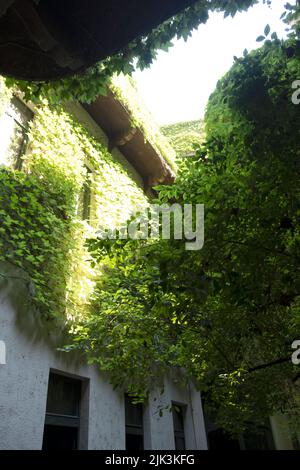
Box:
[0,260,87,371]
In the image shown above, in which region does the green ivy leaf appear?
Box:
[264,24,271,36]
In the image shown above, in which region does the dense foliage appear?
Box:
[0,82,149,323]
[0,168,74,320]
[3,0,277,104]
[161,120,205,158]
[1,0,300,437]
[70,37,300,434]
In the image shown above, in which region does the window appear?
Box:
[172,403,186,450]
[125,394,144,450]
[77,166,92,222]
[0,96,33,169]
[42,372,82,450]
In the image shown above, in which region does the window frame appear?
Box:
[42,370,89,450]
[125,394,144,450]
[172,402,186,451]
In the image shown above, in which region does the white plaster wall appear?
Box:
[144,379,208,450]
[0,268,125,450]
[0,266,207,450]
[0,91,207,451]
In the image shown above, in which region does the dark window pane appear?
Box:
[173,406,184,432]
[42,425,78,450]
[42,373,83,450]
[125,394,143,427]
[46,373,81,417]
[125,394,144,450]
[175,436,186,450]
[172,404,186,450]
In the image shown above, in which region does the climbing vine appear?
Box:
[0,80,149,324]
[0,168,75,321]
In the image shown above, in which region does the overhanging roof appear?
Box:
[0,0,198,81]
[84,90,175,189]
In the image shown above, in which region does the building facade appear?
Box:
[0,76,209,450]
[0,267,207,450]
[0,77,297,450]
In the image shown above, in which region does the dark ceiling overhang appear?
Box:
[83,90,175,190]
[0,0,198,81]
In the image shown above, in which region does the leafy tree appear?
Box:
[70,37,300,435]
[161,120,205,158]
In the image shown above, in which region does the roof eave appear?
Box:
[83,90,175,191]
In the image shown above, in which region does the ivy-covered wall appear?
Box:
[0,78,151,326]
[161,120,205,159]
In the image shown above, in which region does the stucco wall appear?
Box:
[0,266,125,450]
[143,378,207,450]
[0,265,208,450]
